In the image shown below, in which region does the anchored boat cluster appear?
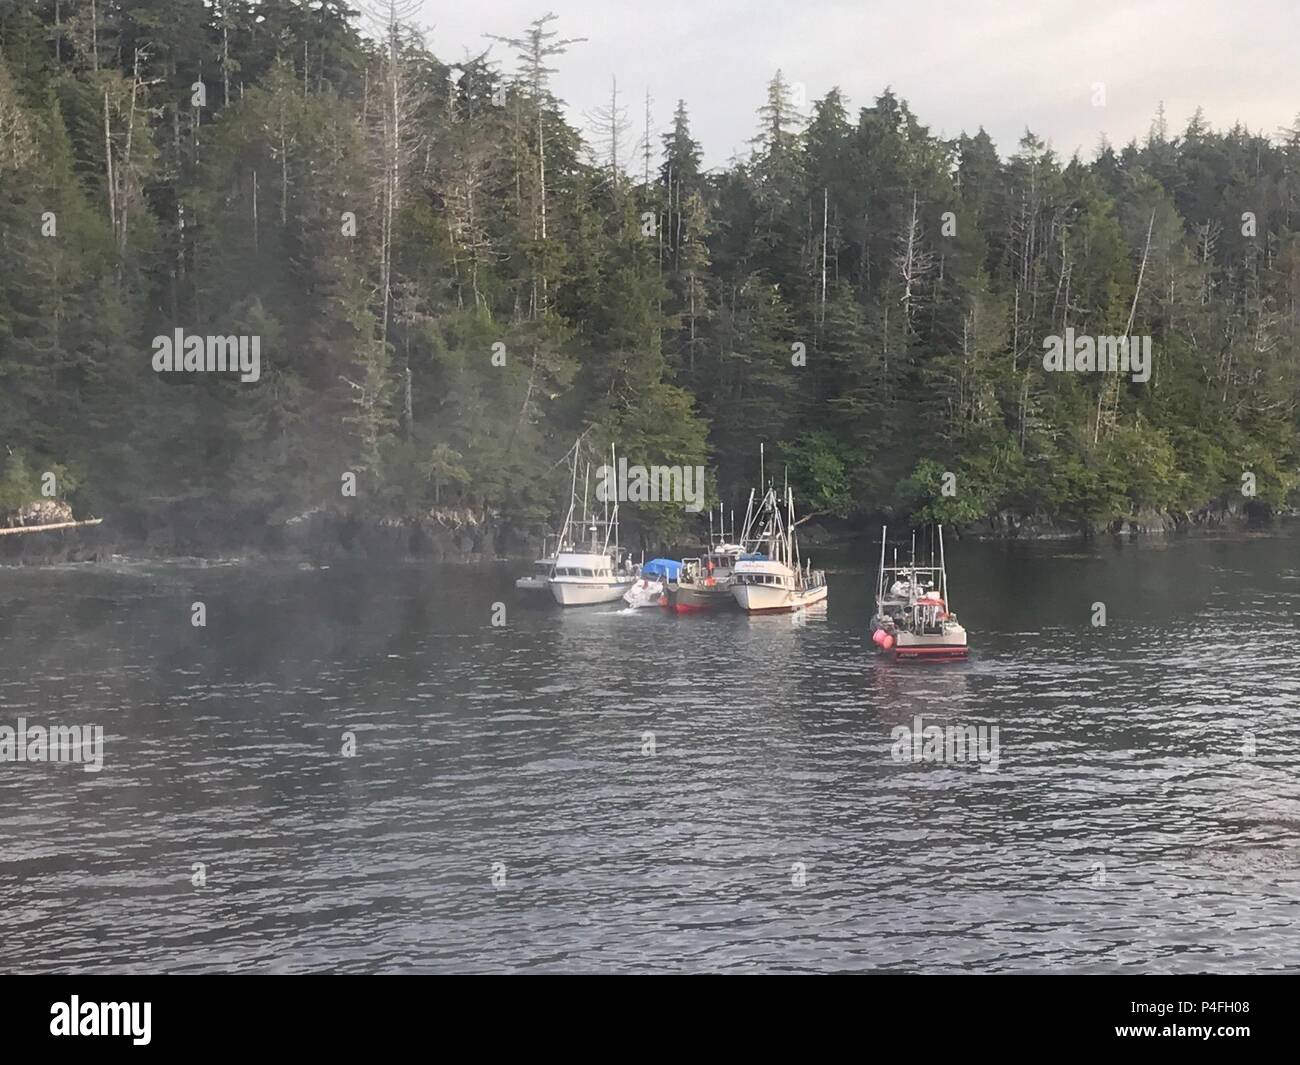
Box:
[516,443,827,615]
[516,442,967,660]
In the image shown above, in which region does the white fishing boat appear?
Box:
[870,525,968,660]
[550,552,636,605]
[517,438,591,595]
[549,446,636,607]
[729,484,827,613]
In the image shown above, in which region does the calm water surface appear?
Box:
[2,527,1298,972]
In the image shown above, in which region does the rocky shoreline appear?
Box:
[0,498,1292,566]
[0,505,524,566]
[965,498,1291,539]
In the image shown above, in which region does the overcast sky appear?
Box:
[403,0,1299,168]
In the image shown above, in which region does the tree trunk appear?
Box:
[103,88,115,233]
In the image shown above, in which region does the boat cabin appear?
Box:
[732,559,795,590]
[553,561,617,578]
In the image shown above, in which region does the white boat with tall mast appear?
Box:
[515,436,588,595]
[870,525,968,660]
[729,474,827,614]
[548,445,637,606]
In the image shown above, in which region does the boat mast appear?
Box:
[582,461,591,549]
[563,444,580,550]
[609,444,619,557]
[783,467,791,571]
[769,488,780,561]
[938,523,948,604]
[787,485,798,578]
[769,487,780,562]
[763,488,774,558]
[877,525,887,602]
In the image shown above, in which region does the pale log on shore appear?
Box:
[0,518,104,536]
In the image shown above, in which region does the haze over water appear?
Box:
[2,527,1298,973]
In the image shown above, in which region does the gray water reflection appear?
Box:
[0,529,1297,972]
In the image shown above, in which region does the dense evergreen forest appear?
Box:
[1,1,1298,553]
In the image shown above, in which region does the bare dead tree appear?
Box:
[0,65,37,170]
[1096,207,1156,442]
[894,191,935,333]
[485,13,586,316]
[585,74,629,187]
[444,54,507,313]
[361,1,426,350]
[218,0,232,108]
[635,86,654,188]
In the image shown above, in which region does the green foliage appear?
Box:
[896,459,990,525]
[0,450,79,516]
[779,431,855,517]
[0,451,42,515]
[0,5,1297,549]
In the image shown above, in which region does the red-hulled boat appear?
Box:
[664,545,744,612]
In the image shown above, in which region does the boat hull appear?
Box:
[731,582,828,613]
[622,579,665,608]
[515,576,550,592]
[666,581,733,613]
[550,578,636,606]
